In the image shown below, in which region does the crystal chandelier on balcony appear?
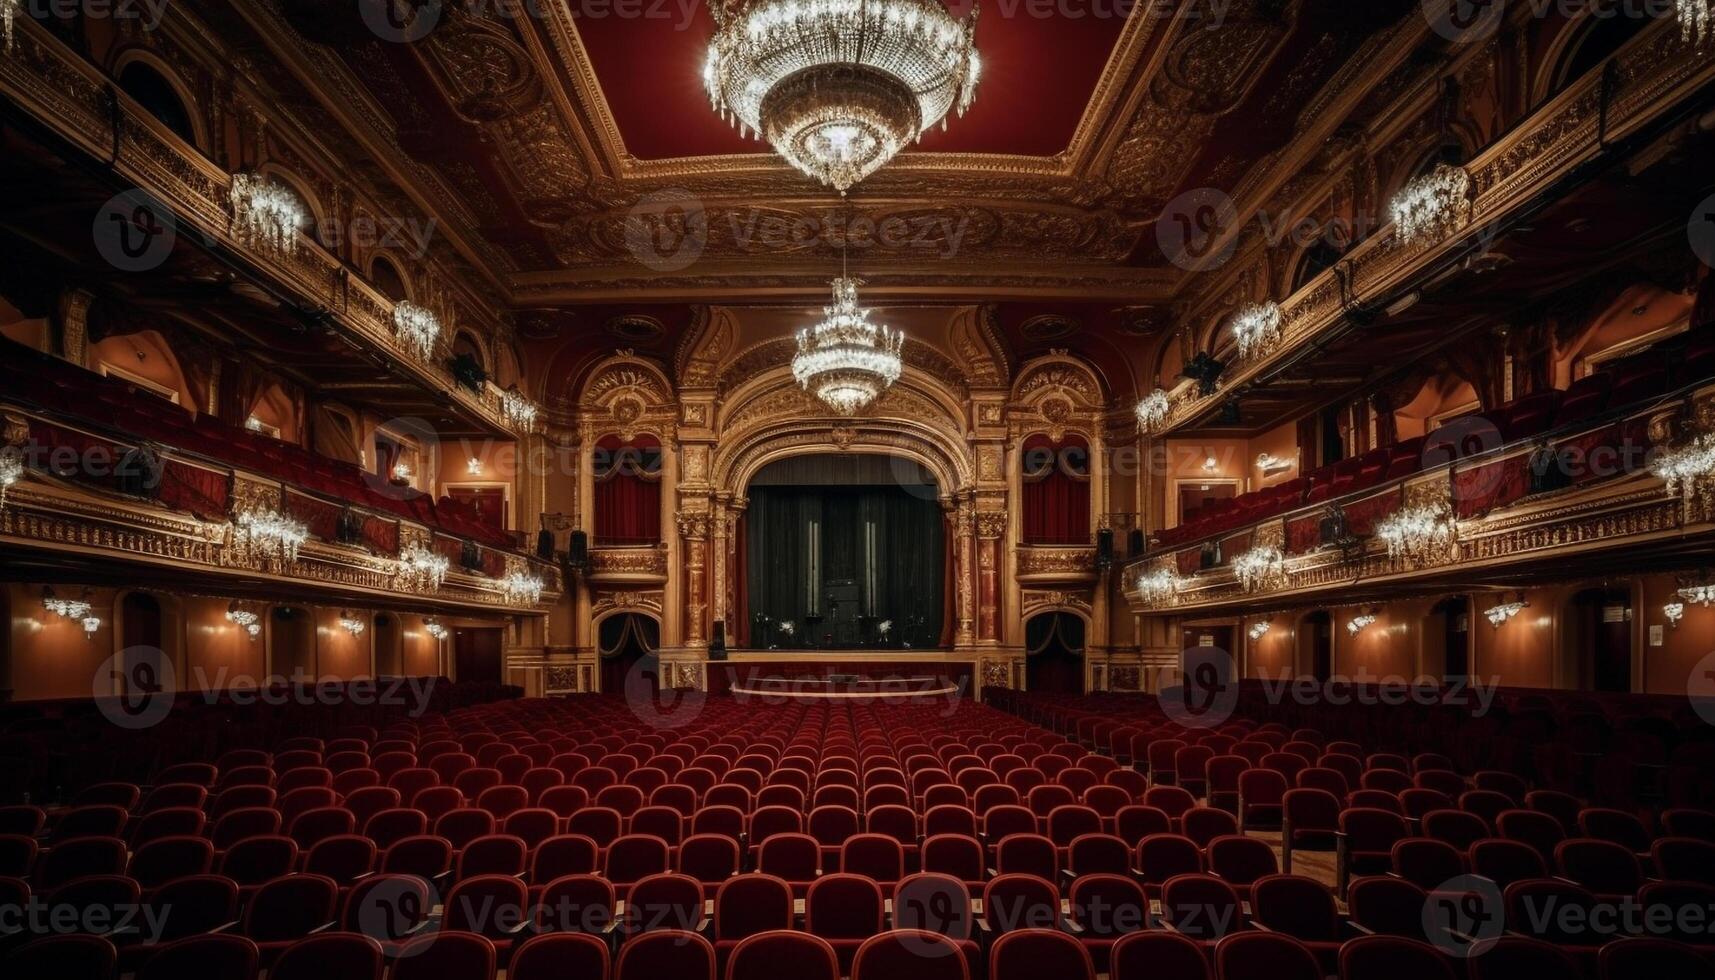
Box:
[1375,499,1456,564]
[704,0,981,192]
[229,172,306,254]
[400,543,450,590]
[792,276,904,416]
[1389,163,1471,247]
[393,301,441,362]
[1654,432,1715,518]
[0,450,21,513]
[1232,301,1282,359]
[1135,388,1171,434]
[1682,0,1713,47]
[1232,544,1286,593]
[502,571,545,605]
[1136,568,1182,608]
[500,385,538,430]
[235,507,308,562]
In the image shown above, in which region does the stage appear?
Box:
[699,652,976,699]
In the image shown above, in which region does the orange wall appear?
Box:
[5,584,115,700]
[181,596,265,691]
[1334,600,1430,681]
[1244,616,1297,679]
[315,608,374,681]
[1640,574,1715,695]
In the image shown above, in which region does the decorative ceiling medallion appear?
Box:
[791,276,905,416]
[606,315,665,342]
[1020,314,1081,343]
[704,0,982,191]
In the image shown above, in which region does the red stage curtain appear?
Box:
[594,435,662,545]
[1021,434,1091,545]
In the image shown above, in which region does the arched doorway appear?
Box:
[600,614,661,696]
[1026,613,1085,694]
[373,614,404,676]
[1567,588,1632,693]
[1299,610,1333,683]
[270,606,316,681]
[120,592,166,696]
[1426,597,1472,683]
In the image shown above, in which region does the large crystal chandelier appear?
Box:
[1136,568,1182,608]
[1682,0,1713,47]
[235,507,308,562]
[502,571,545,605]
[1389,163,1471,247]
[393,301,441,362]
[3,0,19,53]
[1232,544,1286,593]
[229,172,306,254]
[500,385,538,430]
[1375,499,1456,564]
[792,276,904,415]
[1135,388,1171,434]
[1232,301,1282,359]
[0,450,21,513]
[704,0,982,192]
[1654,432,1715,519]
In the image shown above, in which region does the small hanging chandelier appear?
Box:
[704,0,981,192]
[1232,545,1286,594]
[235,506,308,562]
[1135,388,1171,434]
[1654,432,1715,519]
[1232,301,1282,359]
[792,276,904,416]
[500,385,538,430]
[400,543,450,590]
[1375,498,1456,564]
[229,172,306,254]
[1484,598,1528,628]
[502,571,545,605]
[338,611,367,637]
[393,301,441,362]
[1136,568,1182,607]
[1682,0,1713,47]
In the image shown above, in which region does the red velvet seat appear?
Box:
[712,875,793,974]
[989,928,1094,980]
[136,934,258,980]
[1214,932,1324,980]
[269,933,383,980]
[391,932,497,980]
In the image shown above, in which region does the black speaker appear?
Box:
[709,620,727,660]
[1127,528,1145,556]
[1095,528,1114,570]
[567,530,589,571]
[536,528,554,560]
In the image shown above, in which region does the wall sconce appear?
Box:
[1346,611,1378,636]
[1678,578,1715,606]
[1202,456,1219,473]
[338,611,367,637]
[467,457,483,475]
[392,462,412,482]
[1664,602,1685,629]
[1256,453,1293,476]
[1484,597,1529,629]
[1248,620,1271,641]
[81,615,101,639]
[43,586,92,621]
[425,619,448,640]
[226,602,261,641]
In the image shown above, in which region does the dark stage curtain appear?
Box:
[746,483,944,647]
[594,436,662,544]
[1026,612,1086,694]
[1021,434,1091,545]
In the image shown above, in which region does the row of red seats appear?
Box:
[0,338,518,552]
[1153,330,1715,551]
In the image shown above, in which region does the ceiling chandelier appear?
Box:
[400,543,450,590]
[229,172,306,254]
[1389,162,1471,247]
[1375,499,1456,564]
[1232,544,1287,594]
[393,301,441,362]
[1135,388,1171,434]
[1654,432,1715,519]
[1232,301,1282,359]
[704,0,982,192]
[1136,568,1182,607]
[1683,0,1713,47]
[793,276,904,416]
[235,506,308,562]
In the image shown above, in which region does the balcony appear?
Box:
[585,544,670,586]
[1016,544,1099,588]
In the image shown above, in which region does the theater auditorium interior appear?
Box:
[5,1,1715,979]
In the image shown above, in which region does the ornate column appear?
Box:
[976,511,1006,643]
[954,500,976,647]
[676,511,711,649]
[709,496,730,634]
[57,289,93,366]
